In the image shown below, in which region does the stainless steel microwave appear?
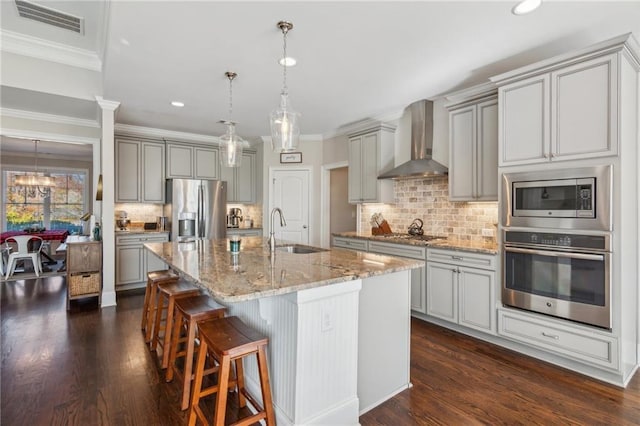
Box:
[502,165,612,231]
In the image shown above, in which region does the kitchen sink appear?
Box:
[276,244,328,254]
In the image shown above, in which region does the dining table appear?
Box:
[1,230,70,265]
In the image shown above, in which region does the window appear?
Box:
[4,170,87,233]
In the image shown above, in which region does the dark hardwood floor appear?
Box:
[2,276,639,425]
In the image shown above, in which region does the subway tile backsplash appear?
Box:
[360,176,498,243]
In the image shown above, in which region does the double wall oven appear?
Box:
[501,165,612,329]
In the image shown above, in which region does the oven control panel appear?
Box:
[505,231,607,251]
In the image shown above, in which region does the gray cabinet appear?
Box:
[348,125,395,204]
[115,138,165,203]
[115,233,169,290]
[426,248,496,334]
[220,150,257,203]
[497,53,618,166]
[448,95,498,201]
[226,228,262,237]
[166,142,219,180]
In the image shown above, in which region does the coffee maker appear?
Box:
[227,208,243,228]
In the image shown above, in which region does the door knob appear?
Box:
[303,225,308,229]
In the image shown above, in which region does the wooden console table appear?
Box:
[66,238,102,309]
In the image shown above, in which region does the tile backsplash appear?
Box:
[360,176,498,243]
[227,204,263,228]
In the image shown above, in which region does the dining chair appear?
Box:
[4,236,44,280]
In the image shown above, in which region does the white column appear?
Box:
[95,96,120,307]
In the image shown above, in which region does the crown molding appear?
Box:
[95,96,120,111]
[0,108,100,128]
[1,29,102,71]
[323,108,404,139]
[114,123,222,146]
[0,127,100,145]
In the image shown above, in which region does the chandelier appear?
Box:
[14,140,55,197]
[270,20,300,152]
[220,71,248,167]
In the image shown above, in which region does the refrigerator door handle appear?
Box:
[198,184,204,238]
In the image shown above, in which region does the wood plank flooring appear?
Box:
[2,276,639,425]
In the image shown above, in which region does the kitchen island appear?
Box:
[145,237,422,425]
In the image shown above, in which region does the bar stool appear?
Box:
[166,295,227,410]
[152,279,201,368]
[141,270,179,343]
[188,316,275,426]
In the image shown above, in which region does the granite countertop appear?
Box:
[144,236,422,303]
[333,231,498,255]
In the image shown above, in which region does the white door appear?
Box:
[271,169,310,244]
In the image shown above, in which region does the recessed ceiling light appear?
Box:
[512,0,542,15]
[171,101,185,107]
[279,57,297,67]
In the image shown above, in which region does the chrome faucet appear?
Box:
[268,207,287,252]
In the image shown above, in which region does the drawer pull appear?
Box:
[541,332,559,340]
[451,256,464,260]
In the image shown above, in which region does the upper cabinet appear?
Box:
[115,138,165,203]
[348,124,395,204]
[166,142,219,180]
[220,150,257,203]
[447,92,498,201]
[493,45,628,167]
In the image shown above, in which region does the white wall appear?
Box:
[330,167,356,234]
[262,137,323,246]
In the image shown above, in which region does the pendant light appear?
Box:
[220,71,248,168]
[14,140,55,197]
[270,20,300,152]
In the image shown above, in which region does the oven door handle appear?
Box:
[505,246,604,262]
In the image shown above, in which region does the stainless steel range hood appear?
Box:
[378,100,448,180]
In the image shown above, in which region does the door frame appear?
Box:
[268,166,313,243]
[320,161,349,248]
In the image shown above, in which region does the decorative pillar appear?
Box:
[95,96,120,307]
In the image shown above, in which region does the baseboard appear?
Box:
[101,290,117,307]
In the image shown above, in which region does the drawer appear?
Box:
[368,241,426,260]
[69,272,101,296]
[116,234,169,246]
[498,309,618,370]
[427,248,496,270]
[332,237,368,251]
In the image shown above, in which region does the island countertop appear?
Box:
[144,236,422,303]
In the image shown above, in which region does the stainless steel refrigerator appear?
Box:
[164,179,227,242]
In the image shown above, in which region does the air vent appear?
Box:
[15,0,84,34]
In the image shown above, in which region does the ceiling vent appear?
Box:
[15,0,84,34]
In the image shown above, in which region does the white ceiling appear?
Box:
[1,1,640,147]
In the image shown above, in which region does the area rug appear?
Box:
[1,261,65,282]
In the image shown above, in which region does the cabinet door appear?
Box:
[219,162,236,202]
[551,54,617,160]
[360,133,379,202]
[449,106,475,200]
[166,144,193,178]
[348,136,363,203]
[194,147,219,179]
[142,142,165,203]
[410,264,427,314]
[426,262,457,322]
[235,151,256,203]
[458,266,495,333]
[476,99,498,200]
[116,245,144,285]
[115,140,140,202]
[499,74,549,166]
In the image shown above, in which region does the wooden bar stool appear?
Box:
[166,295,227,410]
[188,316,275,426]
[151,279,201,368]
[142,270,179,343]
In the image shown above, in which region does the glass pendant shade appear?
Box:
[220,122,247,168]
[270,92,300,152]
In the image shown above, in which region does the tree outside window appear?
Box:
[4,170,86,233]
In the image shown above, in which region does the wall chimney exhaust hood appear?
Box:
[378,99,448,180]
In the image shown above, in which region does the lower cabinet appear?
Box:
[426,248,497,334]
[115,233,169,290]
[368,241,427,314]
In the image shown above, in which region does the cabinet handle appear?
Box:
[451,268,457,273]
[451,256,463,260]
[541,332,559,340]
[543,152,550,159]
